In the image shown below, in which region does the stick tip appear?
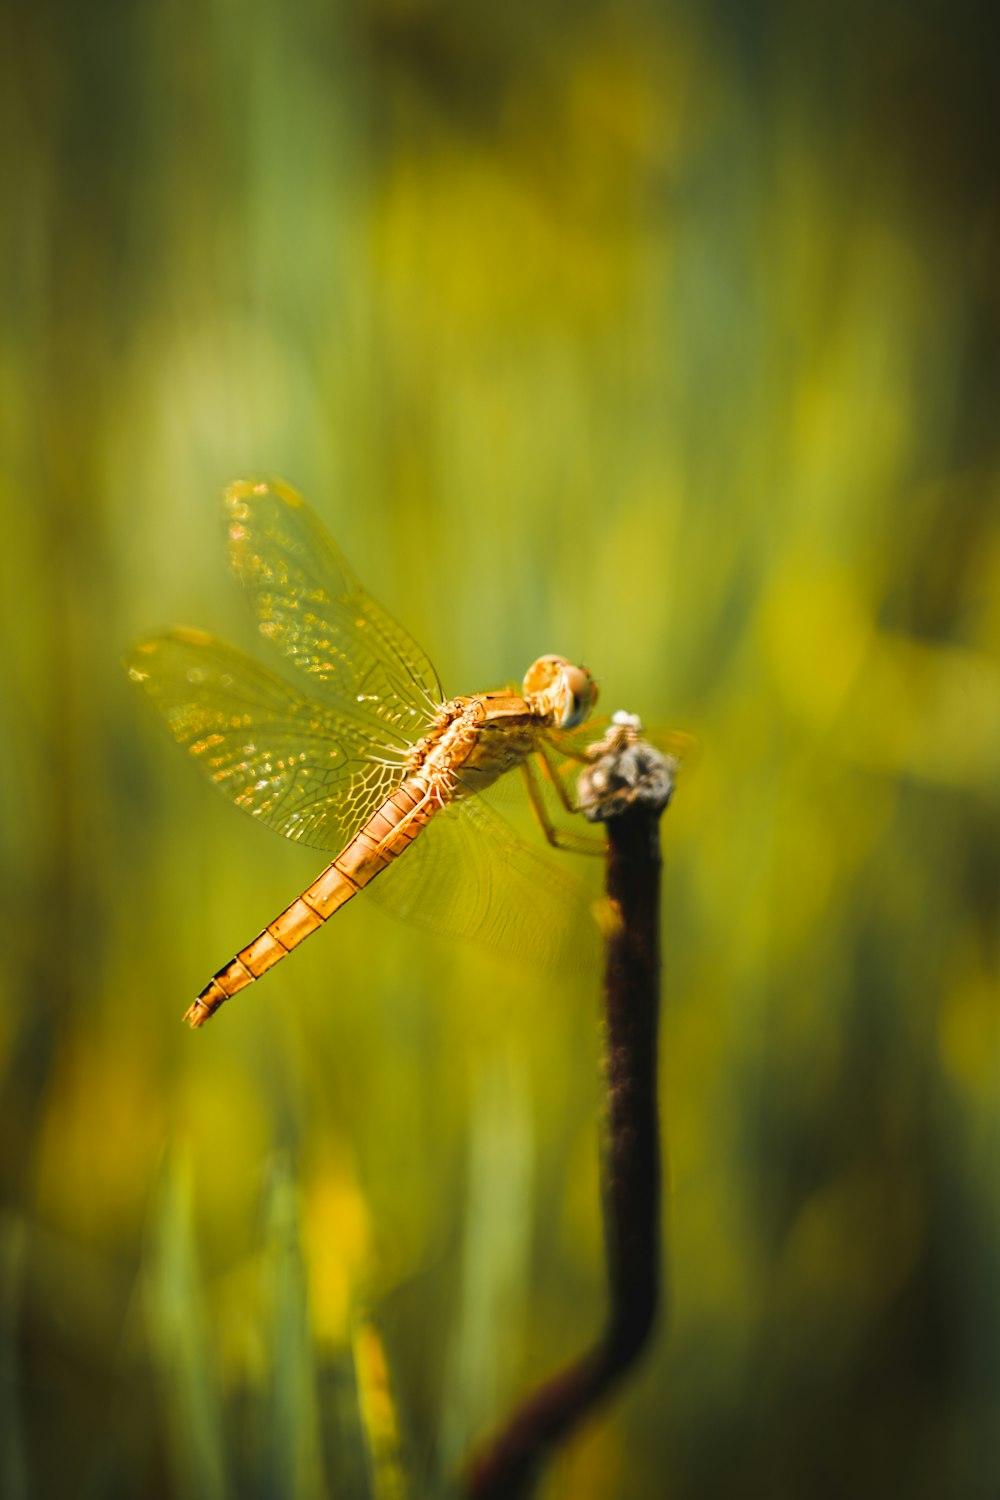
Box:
[578,714,676,823]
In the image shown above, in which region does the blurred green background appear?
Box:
[2,0,998,1496]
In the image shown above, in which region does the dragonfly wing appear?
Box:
[224,479,443,735]
[549,721,697,771]
[366,795,602,977]
[125,629,406,852]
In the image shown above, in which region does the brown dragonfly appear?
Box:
[126,480,612,1027]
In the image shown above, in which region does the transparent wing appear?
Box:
[125,629,409,851]
[224,479,443,735]
[630,726,698,767]
[548,720,695,780]
[367,795,602,977]
[549,720,698,771]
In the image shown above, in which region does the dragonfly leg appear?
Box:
[521,757,606,856]
[538,740,608,819]
[546,718,611,764]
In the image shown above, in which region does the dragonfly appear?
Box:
[126,479,613,1028]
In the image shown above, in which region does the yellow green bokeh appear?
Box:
[2,3,998,1497]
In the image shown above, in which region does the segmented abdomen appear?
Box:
[184,777,434,1027]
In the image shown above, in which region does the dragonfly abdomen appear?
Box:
[184,776,436,1027]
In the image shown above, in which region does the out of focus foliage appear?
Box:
[2,1,998,1496]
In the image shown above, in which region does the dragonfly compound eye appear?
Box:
[523,656,598,728]
[561,663,599,728]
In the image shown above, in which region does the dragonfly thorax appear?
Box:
[403,697,479,781]
[522,655,599,729]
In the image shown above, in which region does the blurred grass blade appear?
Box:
[0,1214,28,1500]
[438,1052,534,1476]
[316,1349,373,1500]
[144,1150,230,1500]
[352,1316,410,1500]
[261,1155,327,1500]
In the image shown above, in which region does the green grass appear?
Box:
[3,1,999,1495]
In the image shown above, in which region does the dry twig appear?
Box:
[464,714,676,1499]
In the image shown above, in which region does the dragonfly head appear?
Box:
[523,655,599,729]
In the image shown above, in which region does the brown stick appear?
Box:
[463,717,676,1499]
